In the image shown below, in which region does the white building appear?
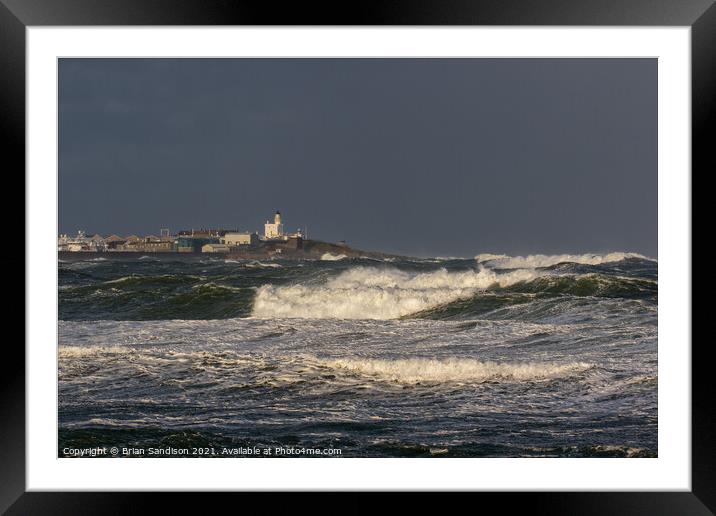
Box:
[222,232,258,246]
[263,211,284,240]
[201,243,231,253]
[58,230,107,252]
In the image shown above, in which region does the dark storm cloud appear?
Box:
[59,58,657,257]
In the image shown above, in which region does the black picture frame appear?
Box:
[2,0,710,511]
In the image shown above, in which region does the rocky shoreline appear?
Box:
[226,239,406,261]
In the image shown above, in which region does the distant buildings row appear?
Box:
[58,211,305,253]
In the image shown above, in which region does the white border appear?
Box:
[27,27,691,491]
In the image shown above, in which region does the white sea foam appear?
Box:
[104,275,137,284]
[323,357,592,384]
[473,253,509,263]
[246,261,282,268]
[251,266,543,320]
[63,260,103,270]
[58,343,592,386]
[475,252,652,269]
[103,274,203,284]
[59,345,129,357]
[321,253,347,261]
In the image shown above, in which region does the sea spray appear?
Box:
[321,253,347,261]
[251,266,545,320]
[322,357,593,384]
[475,252,653,269]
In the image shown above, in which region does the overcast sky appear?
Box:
[59,58,656,257]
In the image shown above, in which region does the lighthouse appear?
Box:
[264,210,285,239]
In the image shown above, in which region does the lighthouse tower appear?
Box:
[264,210,285,239]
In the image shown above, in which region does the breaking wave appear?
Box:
[323,357,592,384]
[245,261,282,268]
[104,274,203,285]
[475,252,653,269]
[251,266,543,320]
[58,346,592,386]
[59,252,656,322]
[321,253,347,261]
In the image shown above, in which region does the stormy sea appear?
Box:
[58,252,657,458]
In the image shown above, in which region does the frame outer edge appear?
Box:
[691,2,716,512]
[0,0,27,513]
[6,0,711,509]
[0,0,714,26]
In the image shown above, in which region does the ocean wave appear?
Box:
[520,444,655,458]
[323,357,592,384]
[475,252,653,269]
[321,253,347,261]
[58,345,591,386]
[246,261,282,268]
[59,252,658,322]
[251,266,543,320]
[502,273,657,297]
[59,345,129,358]
[104,274,204,285]
[60,260,105,270]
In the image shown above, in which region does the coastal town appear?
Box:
[57,210,384,261]
[58,211,305,254]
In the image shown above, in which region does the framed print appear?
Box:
[3,0,711,511]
